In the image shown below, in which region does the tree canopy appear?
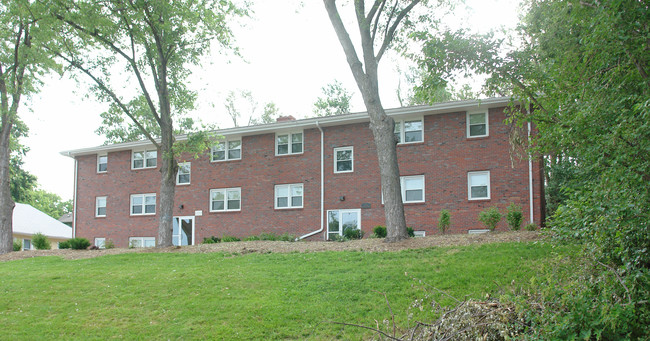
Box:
[312,80,353,116]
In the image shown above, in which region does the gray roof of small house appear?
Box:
[60,97,514,157]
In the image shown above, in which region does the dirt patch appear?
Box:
[0,231,543,262]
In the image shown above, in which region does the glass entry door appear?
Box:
[327,209,361,240]
[172,216,195,246]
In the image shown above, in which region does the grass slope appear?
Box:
[0,241,576,340]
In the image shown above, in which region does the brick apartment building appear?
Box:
[61,97,544,248]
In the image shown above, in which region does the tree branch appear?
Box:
[370,0,386,43]
[376,0,420,62]
[323,0,367,86]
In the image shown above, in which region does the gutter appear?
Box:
[528,121,534,224]
[298,121,325,240]
[73,156,78,238]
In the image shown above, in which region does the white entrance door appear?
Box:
[172,216,195,246]
[327,209,361,240]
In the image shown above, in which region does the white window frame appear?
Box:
[95,196,107,217]
[23,239,31,250]
[211,139,242,162]
[413,230,426,237]
[466,111,489,138]
[97,154,107,173]
[129,237,156,248]
[327,209,361,240]
[209,188,242,212]
[176,162,191,185]
[274,183,304,209]
[130,193,156,216]
[394,117,424,144]
[131,149,157,170]
[468,171,491,200]
[95,237,106,249]
[381,175,426,204]
[333,146,354,173]
[275,131,304,156]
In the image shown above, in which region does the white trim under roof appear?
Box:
[60,97,514,158]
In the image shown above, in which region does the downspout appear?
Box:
[298,121,325,240]
[527,121,534,224]
[72,157,78,238]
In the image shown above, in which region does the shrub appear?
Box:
[478,207,501,231]
[278,233,296,242]
[13,240,21,251]
[407,227,415,237]
[221,236,240,243]
[203,236,221,244]
[69,238,91,250]
[32,233,51,250]
[438,210,450,234]
[373,226,387,238]
[506,204,523,231]
[330,234,346,242]
[524,223,537,231]
[343,226,364,240]
[58,240,71,249]
[243,235,260,241]
[104,239,115,249]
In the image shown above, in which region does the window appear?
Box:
[382,175,425,204]
[394,118,424,144]
[95,238,106,249]
[132,149,157,169]
[334,147,353,173]
[327,209,361,240]
[129,237,155,248]
[97,154,107,173]
[275,184,303,209]
[176,162,191,185]
[130,193,156,215]
[211,140,241,161]
[210,188,241,212]
[276,131,303,155]
[413,231,426,237]
[23,239,31,251]
[467,111,489,138]
[96,196,107,217]
[468,171,490,200]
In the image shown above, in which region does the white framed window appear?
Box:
[327,209,361,240]
[211,140,242,162]
[95,238,106,249]
[97,154,107,173]
[176,162,191,185]
[132,149,157,169]
[23,239,31,250]
[413,231,426,237]
[276,131,303,155]
[381,175,426,204]
[209,188,241,212]
[130,193,156,215]
[334,146,353,173]
[275,183,303,209]
[95,196,107,217]
[467,111,489,138]
[394,117,424,144]
[129,237,155,248]
[468,171,490,200]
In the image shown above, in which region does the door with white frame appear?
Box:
[327,209,361,240]
[172,216,195,246]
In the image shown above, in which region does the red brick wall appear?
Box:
[74,106,544,247]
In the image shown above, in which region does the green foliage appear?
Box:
[58,240,71,249]
[32,233,51,250]
[478,207,501,231]
[373,226,387,238]
[104,239,115,249]
[524,223,537,232]
[20,189,72,220]
[438,210,450,234]
[343,226,364,240]
[223,90,281,127]
[68,238,90,250]
[243,235,260,241]
[221,236,240,243]
[13,240,21,252]
[506,204,523,231]
[407,227,415,238]
[312,80,353,117]
[202,236,221,244]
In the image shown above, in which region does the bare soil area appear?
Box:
[0,231,542,262]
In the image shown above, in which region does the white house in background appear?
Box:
[12,203,72,250]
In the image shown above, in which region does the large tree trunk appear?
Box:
[157,113,177,248]
[0,121,15,254]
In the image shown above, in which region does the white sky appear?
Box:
[20,0,522,201]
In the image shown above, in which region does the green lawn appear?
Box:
[0,241,577,340]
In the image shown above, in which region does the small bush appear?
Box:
[104,239,115,249]
[478,207,501,231]
[259,233,278,241]
[506,203,523,231]
[524,223,537,231]
[58,240,71,249]
[373,226,387,238]
[343,227,364,240]
[32,233,51,250]
[69,238,91,250]
[13,240,21,251]
[330,234,346,242]
[278,233,296,242]
[203,236,221,244]
[243,235,260,241]
[407,227,415,237]
[221,235,240,243]
[438,210,451,234]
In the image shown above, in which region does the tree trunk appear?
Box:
[157,115,177,248]
[0,121,15,254]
